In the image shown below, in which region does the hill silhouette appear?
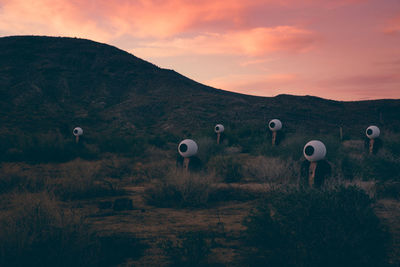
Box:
[0,35,399,155]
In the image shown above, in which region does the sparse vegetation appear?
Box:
[207,154,244,183]
[0,192,144,267]
[145,169,216,208]
[161,231,212,267]
[243,186,390,267]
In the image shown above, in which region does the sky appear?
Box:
[0,0,399,101]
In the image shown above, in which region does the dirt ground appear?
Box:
[83,184,400,266]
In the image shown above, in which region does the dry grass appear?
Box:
[145,168,217,208]
[243,156,299,184]
[0,192,90,266]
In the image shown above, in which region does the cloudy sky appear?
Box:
[0,0,399,100]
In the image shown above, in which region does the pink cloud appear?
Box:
[319,73,400,87]
[383,14,400,34]
[0,0,365,40]
[0,0,114,42]
[205,73,299,96]
[133,26,318,58]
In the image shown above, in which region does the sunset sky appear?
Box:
[0,0,399,100]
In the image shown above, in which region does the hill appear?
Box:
[0,35,399,161]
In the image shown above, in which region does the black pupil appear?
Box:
[179,144,188,153]
[216,126,219,131]
[305,146,314,156]
[270,122,275,128]
[367,129,373,135]
[74,130,78,134]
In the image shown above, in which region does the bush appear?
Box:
[161,231,212,267]
[0,163,48,194]
[0,192,144,267]
[242,186,390,267]
[243,156,298,184]
[207,155,243,183]
[48,159,123,200]
[361,154,400,181]
[144,169,216,208]
[195,136,224,164]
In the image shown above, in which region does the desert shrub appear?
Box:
[0,192,143,267]
[97,134,145,157]
[361,154,400,181]
[161,231,212,267]
[243,156,298,184]
[242,186,390,267]
[0,163,48,194]
[144,169,215,208]
[131,159,172,182]
[381,131,400,156]
[230,127,266,154]
[0,164,28,194]
[0,192,91,266]
[375,180,400,199]
[258,132,308,160]
[48,160,123,200]
[0,130,102,163]
[195,136,224,164]
[340,155,358,180]
[147,131,178,149]
[208,184,261,203]
[98,156,135,179]
[207,155,243,183]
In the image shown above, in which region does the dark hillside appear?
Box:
[0,35,399,161]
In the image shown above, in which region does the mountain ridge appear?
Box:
[0,35,399,141]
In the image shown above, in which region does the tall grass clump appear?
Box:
[144,169,216,208]
[243,156,298,184]
[243,186,390,267]
[207,154,244,183]
[48,159,123,200]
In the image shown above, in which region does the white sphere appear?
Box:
[178,139,198,158]
[303,140,326,162]
[73,127,83,136]
[366,125,380,139]
[215,124,225,133]
[269,119,282,132]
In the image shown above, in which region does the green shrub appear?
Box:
[243,186,390,267]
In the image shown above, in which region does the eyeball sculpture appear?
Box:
[73,127,83,143]
[366,125,380,154]
[214,124,224,144]
[303,140,326,162]
[268,119,282,146]
[303,140,327,187]
[178,139,198,171]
